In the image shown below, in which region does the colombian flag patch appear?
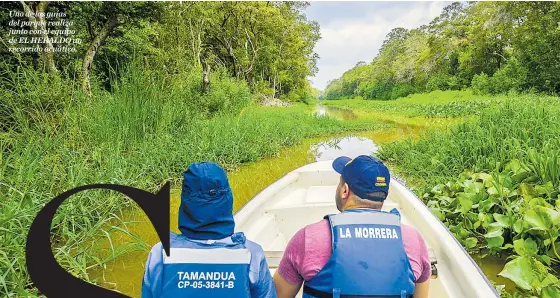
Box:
[375,176,387,186]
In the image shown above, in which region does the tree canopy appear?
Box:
[0,1,320,101]
[324,2,560,100]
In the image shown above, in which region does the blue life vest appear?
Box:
[160,232,251,298]
[303,208,415,298]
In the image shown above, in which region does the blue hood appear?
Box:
[178,162,235,240]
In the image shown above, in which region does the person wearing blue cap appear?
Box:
[141,162,276,298]
[274,155,431,298]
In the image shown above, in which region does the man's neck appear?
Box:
[343,205,381,211]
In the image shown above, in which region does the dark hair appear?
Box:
[366,191,387,201]
[353,192,385,210]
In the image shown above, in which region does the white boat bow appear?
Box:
[234,160,499,298]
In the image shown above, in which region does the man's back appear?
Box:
[277,218,431,285]
[141,232,276,298]
[141,162,276,298]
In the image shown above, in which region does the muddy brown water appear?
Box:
[89,105,515,296]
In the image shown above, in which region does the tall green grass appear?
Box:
[379,94,560,192]
[0,63,384,297]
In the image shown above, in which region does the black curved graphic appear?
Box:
[26,183,170,297]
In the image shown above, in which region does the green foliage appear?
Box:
[380,95,560,185]
[390,83,416,100]
[324,2,560,100]
[325,90,498,118]
[426,75,461,92]
[0,2,319,101]
[380,94,560,295]
[471,73,491,95]
[472,59,529,95]
[491,59,528,94]
[421,164,560,295]
[0,63,80,133]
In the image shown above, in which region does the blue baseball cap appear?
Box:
[332,155,390,201]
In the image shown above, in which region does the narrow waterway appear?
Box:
[90,105,513,296]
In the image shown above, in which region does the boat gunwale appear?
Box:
[391,177,499,297]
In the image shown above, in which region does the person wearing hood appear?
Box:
[141,162,276,298]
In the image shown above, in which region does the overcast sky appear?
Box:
[305,2,450,90]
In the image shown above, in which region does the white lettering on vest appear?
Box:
[339,227,352,238]
[180,271,236,281]
[349,227,399,239]
[355,228,362,238]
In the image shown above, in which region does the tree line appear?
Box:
[323,2,560,100]
[0,1,319,101]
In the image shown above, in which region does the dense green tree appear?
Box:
[0,1,319,100]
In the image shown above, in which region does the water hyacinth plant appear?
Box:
[423,159,560,296]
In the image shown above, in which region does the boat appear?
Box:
[234,160,499,298]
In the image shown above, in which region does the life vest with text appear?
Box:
[160,232,251,298]
[303,208,415,298]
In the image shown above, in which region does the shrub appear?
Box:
[471,72,492,95]
[390,83,415,100]
[425,75,461,93]
[472,59,529,95]
[491,58,528,94]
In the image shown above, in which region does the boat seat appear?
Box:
[265,250,283,269]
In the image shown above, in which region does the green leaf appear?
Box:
[511,171,531,184]
[540,273,559,289]
[498,257,533,290]
[466,212,478,222]
[485,225,504,238]
[541,286,560,298]
[493,213,512,228]
[487,186,498,195]
[513,238,538,256]
[518,183,537,199]
[529,198,554,209]
[524,206,556,230]
[535,181,555,196]
[457,193,473,214]
[513,218,524,234]
[505,159,522,173]
[482,213,494,228]
[465,237,478,249]
[475,173,494,187]
[473,221,481,229]
[522,174,540,184]
[537,255,551,266]
[430,207,445,221]
[486,236,504,249]
[478,199,495,213]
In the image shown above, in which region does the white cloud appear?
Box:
[306,2,450,90]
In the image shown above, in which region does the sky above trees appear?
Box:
[305,1,449,90]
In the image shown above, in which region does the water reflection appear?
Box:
[315,104,358,120]
[311,136,378,161]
